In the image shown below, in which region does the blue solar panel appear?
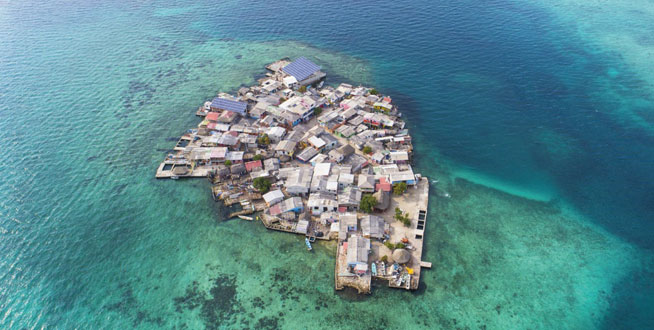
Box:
[282,57,321,81]
[210,97,247,115]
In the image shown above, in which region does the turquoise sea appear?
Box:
[1,0,653,329]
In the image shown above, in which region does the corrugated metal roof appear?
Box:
[282,57,321,81]
[210,97,247,115]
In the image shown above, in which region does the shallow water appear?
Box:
[1,0,653,329]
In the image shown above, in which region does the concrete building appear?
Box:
[274,140,297,157]
[296,147,318,163]
[321,134,339,150]
[357,174,376,193]
[361,215,387,239]
[267,126,286,143]
[263,189,284,206]
[308,192,338,216]
[346,235,370,273]
[285,167,313,196]
[280,95,317,121]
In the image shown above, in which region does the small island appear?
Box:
[156,57,430,294]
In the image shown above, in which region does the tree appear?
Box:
[384,241,395,250]
[395,207,411,227]
[380,255,388,263]
[253,177,271,193]
[369,88,379,95]
[253,154,263,161]
[257,134,270,146]
[393,182,407,195]
[225,160,232,166]
[313,107,323,117]
[279,97,287,104]
[359,194,378,213]
[298,85,307,93]
[362,146,372,154]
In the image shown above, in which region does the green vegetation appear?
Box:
[313,107,323,117]
[253,177,271,193]
[383,241,406,250]
[253,154,263,161]
[381,255,388,263]
[362,146,372,154]
[395,207,411,227]
[393,182,407,195]
[225,160,232,166]
[369,88,379,95]
[359,194,378,213]
[298,85,307,93]
[257,134,270,146]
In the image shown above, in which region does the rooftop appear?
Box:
[211,97,248,115]
[282,57,321,81]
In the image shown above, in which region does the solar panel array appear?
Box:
[210,97,247,115]
[282,57,321,81]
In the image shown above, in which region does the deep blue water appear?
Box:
[193,0,654,244]
[1,0,653,328]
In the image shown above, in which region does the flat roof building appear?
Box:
[263,189,285,206]
[346,235,370,267]
[210,97,248,116]
[361,215,386,239]
[282,57,321,82]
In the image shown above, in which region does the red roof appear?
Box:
[226,131,239,137]
[207,123,217,129]
[269,204,282,216]
[244,160,262,172]
[338,206,347,213]
[376,178,392,192]
[206,112,219,121]
[383,96,392,103]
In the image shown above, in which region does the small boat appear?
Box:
[305,237,312,251]
[171,176,179,180]
[371,262,377,276]
[380,262,386,276]
[238,215,253,221]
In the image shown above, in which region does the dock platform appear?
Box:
[155,162,216,179]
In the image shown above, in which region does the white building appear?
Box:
[279,95,317,121]
[308,192,338,216]
[263,189,285,206]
